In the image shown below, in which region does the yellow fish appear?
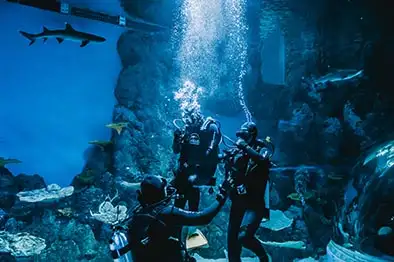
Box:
[105,122,128,135]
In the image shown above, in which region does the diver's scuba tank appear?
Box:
[109,227,133,262]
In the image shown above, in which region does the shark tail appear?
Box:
[19,31,36,46]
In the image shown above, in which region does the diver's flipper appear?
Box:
[186,229,208,250]
[80,40,90,47]
[56,38,64,44]
[43,37,48,43]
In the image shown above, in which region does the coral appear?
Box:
[0,157,21,167]
[105,122,128,135]
[260,210,294,231]
[0,231,46,257]
[17,184,74,203]
[261,240,307,250]
[90,191,128,225]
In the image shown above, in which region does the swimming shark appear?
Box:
[19,23,106,47]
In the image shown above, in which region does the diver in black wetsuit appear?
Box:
[125,175,228,262]
[222,122,274,262]
[172,108,222,212]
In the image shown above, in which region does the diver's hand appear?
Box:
[174,129,183,139]
[188,175,197,184]
[220,176,235,194]
[235,139,248,150]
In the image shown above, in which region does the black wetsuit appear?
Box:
[172,120,221,211]
[128,195,226,262]
[223,139,271,262]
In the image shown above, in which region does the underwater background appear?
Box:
[0,0,394,261]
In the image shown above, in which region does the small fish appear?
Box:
[19,23,106,48]
[106,122,128,135]
[378,226,392,236]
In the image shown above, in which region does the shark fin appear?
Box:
[56,37,64,44]
[43,26,49,32]
[65,23,74,31]
[80,40,90,47]
[19,31,35,46]
[43,37,48,43]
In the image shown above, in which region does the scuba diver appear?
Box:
[221,122,274,262]
[109,175,229,262]
[172,107,222,246]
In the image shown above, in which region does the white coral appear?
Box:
[17,184,74,203]
[90,191,128,225]
[0,231,46,257]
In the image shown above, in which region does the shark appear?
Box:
[19,23,106,47]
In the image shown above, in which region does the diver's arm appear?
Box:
[164,194,226,226]
[208,124,221,150]
[237,140,269,163]
[243,146,267,162]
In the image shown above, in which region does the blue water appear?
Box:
[0,1,124,186]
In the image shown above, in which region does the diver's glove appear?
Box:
[217,176,235,200]
[235,138,248,150]
[174,129,184,140]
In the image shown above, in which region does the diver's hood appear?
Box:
[236,121,258,140]
[140,175,167,204]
